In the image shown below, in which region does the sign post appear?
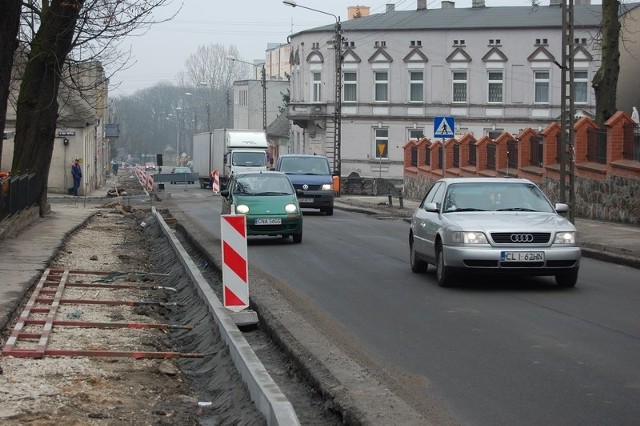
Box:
[434,116,455,178]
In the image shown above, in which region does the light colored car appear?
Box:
[409,177,580,287]
[145,162,156,171]
[170,166,194,184]
[220,171,303,243]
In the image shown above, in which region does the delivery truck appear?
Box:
[192,129,269,189]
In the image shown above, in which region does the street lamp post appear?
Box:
[283,0,342,194]
[167,106,182,165]
[227,55,267,132]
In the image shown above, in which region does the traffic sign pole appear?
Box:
[434,116,455,178]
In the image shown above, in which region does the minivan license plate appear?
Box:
[501,251,544,262]
[255,218,281,225]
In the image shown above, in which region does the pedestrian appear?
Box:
[68,159,82,196]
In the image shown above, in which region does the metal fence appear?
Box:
[487,143,496,170]
[623,124,640,162]
[453,143,460,168]
[0,173,38,221]
[587,128,607,164]
[507,140,518,170]
[469,143,477,166]
[530,135,543,167]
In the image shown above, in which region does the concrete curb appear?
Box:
[151,207,300,426]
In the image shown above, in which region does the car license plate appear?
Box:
[255,218,281,225]
[297,197,314,203]
[501,251,544,262]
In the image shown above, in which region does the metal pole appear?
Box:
[334,18,342,196]
[261,66,267,132]
[560,0,575,222]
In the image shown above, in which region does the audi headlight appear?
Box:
[452,231,488,244]
[554,231,576,244]
[285,203,298,213]
[236,204,249,214]
[321,183,333,191]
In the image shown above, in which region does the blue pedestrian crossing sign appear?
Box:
[434,116,455,138]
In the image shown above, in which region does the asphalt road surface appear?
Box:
[164,185,640,426]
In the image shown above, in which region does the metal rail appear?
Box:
[2,268,203,359]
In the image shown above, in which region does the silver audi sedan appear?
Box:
[409,177,581,287]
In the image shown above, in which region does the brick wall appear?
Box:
[402,110,640,225]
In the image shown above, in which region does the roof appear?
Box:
[293,3,640,35]
[267,112,290,138]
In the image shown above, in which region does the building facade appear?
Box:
[1,57,110,195]
[285,0,640,179]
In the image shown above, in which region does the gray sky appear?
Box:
[109,0,602,97]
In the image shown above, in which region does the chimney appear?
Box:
[348,5,370,19]
[386,4,395,13]
[417,0,427,11]
[472,0,485,7]
[442,1,455,9]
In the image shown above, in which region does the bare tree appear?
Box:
[177,43,252,130]
[592,0,621,126]
[11,0,176,215]
[0,0,21,167]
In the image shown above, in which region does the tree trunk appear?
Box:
[0,0,22,166]
[592,0,621,127]
[12,0,85,216]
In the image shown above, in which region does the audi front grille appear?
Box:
[490,232,551,244]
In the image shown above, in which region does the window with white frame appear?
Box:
[452,71,468,103]
[409,128,424,140]
[488,71,503,103]
[374,71,388,102]
[534,70,550,103]
[343,71,357,102]
[409,71,424,102]
[574,70,588,104]
[312,72,322,102]
[374,128,389,159]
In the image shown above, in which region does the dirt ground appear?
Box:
[0,173,343,425]
[0,175,267,424]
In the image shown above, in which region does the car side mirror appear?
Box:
[424,202,439,212]
[220,190,229,197]
[555,203,569,213]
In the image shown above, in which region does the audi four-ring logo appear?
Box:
[302,184,309,190]
[510,233,534,243]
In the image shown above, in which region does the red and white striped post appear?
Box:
[220,214,249,311]
[211,170,219,193]
[146,173,154,191]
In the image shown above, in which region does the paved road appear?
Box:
[167,187,640,426]
[2,181,640,425]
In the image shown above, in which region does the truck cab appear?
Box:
[275,154,335,216]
